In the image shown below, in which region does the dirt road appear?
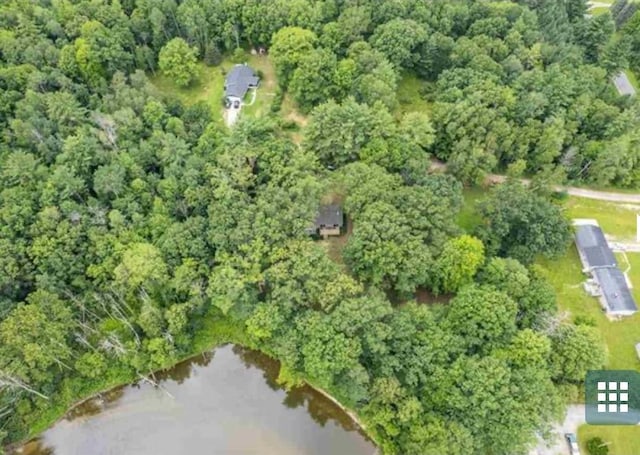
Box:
[429,160,640,203]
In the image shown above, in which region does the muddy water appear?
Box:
[19,345,375,455]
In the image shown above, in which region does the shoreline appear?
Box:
[7,342,378,454]
[305,382,381,454]
[307,383,368,431]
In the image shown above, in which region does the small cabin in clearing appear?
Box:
[613,72,636,97]
[306,204,344,239]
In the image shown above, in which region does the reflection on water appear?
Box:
[17,345,374,455]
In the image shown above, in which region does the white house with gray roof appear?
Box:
[574,221,637,316]
[224,64,259,106]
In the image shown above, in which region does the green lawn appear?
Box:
[281,93,308,126]
[396,72,433,117]
[240,54,277,118]
[578,424,640,455]
[590,6,610,15]
[150,62,226,121]
[458,186,487,233]
[624,68,639,91]
[565,197,640,241]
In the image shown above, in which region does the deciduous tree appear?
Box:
[270,26,317,88]
[159,38,199,87]
[432,235,485,294]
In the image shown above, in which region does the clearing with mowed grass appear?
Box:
[150,53,285,126]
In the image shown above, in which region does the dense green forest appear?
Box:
[0,0,631,453]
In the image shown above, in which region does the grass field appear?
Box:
[590,6,610,15]
[458,186,487,232]
[281,93,308,125]
[396,72,433,117]
[578,424,640,455]
[565,197,640,241]
[150,62,226,120]
[241,55,277,118]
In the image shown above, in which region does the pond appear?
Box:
[17,345,376,455]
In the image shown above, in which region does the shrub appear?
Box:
[587,437,609,455]
[270,88,284,113]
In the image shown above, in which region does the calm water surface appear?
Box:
[19,345,375,455]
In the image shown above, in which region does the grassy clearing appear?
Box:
[319,217,352,268]
[150,62,226,121]
[281,93,308,126]
[564,197,640,241]
[396,72,433,117]
[458,186,488,233]
[150,53,281,125]
[624,68,639,91]
[590,6,610,15]
[241,54,277,118]
[579,424,640,455]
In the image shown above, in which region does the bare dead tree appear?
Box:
[97,293,141,347]
[100,334,128,358]
[0,374,49,400]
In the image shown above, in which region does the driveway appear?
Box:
[224,105,241,127]
[429,159,640,203]
[530,405,585,455]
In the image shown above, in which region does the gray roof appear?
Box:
[593,267,637,314]
[315,204,343,229]
[224,65,259,99]
[613,72,636,96]
[575,225,617,269]
[574,223,637,315]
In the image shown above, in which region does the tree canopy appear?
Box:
[159,38,199,87]
[0,1,617,454]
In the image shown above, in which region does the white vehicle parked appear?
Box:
[565,433,580,455]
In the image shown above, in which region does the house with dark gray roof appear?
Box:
[575,224,617,270]
[574,221,637,316]
[613,72,636,97]
[224,64,259,105]
[306,204,344,238]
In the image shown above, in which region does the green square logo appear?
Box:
[585,370,640,425]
